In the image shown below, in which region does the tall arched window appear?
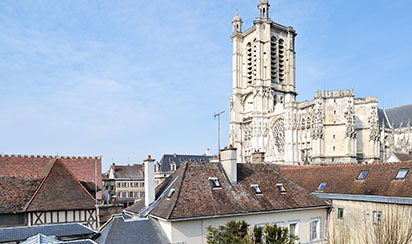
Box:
[253,39,257,83]
[246,42,253,85]
[271,36,277,83]
[279,39,285,83]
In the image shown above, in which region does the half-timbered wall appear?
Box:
[28,209,97,230]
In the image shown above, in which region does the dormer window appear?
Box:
[357,170,369,180]
[317,182,327,191]
[395,169,409,180]
[250,184,262,194]
[276,183,286,194]
[208,177,221,188]
[167,188,176,200]
[170,162,177,172]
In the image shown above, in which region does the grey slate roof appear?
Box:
[0,223,97,243]
[379,104,412,129]
[158,154,213,172]
[96,215,169,244]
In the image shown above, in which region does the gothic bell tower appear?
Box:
[229,0,297,163]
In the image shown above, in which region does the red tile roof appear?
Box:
[393,152,412,162]
[128,162,329,220]
[24,159,96,212]
[0,177,40,214]
[279,162,412,197]
[0,159,97,214]
[0,155,102,190]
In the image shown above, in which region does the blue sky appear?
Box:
[1,0,411,171]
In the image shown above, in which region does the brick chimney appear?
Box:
[144,155,155,208]
[221,146,237,185]
[251,151,265,164]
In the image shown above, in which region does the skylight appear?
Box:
[250,184,262,194]
[208,177,221,188]
[357,170,369,180]
[317,182,327,191]
[276,183,286,194]
[167,188,176,199]
[395,169,409,180]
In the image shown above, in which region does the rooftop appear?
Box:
[0,223,97,243]
[279,162,412,197]
[128,162,329,220]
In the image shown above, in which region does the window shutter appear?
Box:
[310,221,314,241]
[320,219,323,240]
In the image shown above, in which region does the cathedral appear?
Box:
[229,0,412,165]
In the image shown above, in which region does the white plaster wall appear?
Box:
[159,208,328,244]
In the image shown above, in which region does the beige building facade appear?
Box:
[229,0,412,165]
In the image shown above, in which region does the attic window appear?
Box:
[167,188,176,199]
[357,170,369,180]
[208,177,221,188]
[250,184,262,194]
[276,183,286,194]
[395,169,409,180]
[317,182,327,191]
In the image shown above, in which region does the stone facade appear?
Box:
[229,0,412,164]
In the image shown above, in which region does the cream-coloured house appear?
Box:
[229,0,412,165]
[280,162,412,244]
[127,150,331,244]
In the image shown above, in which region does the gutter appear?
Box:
[149,205,330,222]
[312,193,412,205]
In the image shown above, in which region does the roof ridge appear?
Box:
[167,162,189,220]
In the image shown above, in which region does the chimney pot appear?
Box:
[148,155,151,160]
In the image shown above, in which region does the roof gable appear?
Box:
[24,159,96,212]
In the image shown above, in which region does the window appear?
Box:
[208,177,221,188]
[337,208,344,219]
[129,192,134,198]
[123,182,128,187]
[395,169,409,180]
[373,211,382,224]
[117,192,121,198]
[167,188,176,199]
[333,146,336,151]
[141,182,145,187]
[272,222,284,228]
[171,163,177,172]
[250,184,262,194]
[357,170,369,180]
[276,183,286,194]
[317,182,327,191]
[124,192,128,198]
[117,182,121,188]
[288,221,299,237]
[310,219,320,241]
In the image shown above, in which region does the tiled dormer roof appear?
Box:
[128,162,329,220]
[279,162,412,197]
